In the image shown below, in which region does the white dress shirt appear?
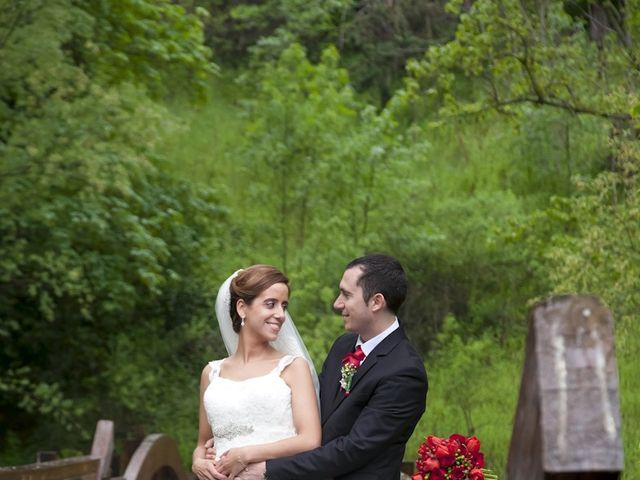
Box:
[356,318,400,363]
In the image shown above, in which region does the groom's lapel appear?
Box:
[321,337,357,425]
[322,328,405,424]
[349,328,404,391]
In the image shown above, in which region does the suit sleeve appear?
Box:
[265,361,427,480]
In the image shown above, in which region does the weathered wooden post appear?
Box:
[90,420,114,480]
[507,295,624,479]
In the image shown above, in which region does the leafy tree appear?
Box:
[180,0,350,64]
[386,0,639,352]
[75,0,216,102]
[405,0,639,123]
[181,0,458,102]
[340,0,457,102]
[223,43,377,359]
[0,0,225,462]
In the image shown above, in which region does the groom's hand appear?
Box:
[204,438,216,460]
[233,461,265,480]
[192,439,225,480]
[192,456,226,480]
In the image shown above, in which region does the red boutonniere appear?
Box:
[340,345,365,395]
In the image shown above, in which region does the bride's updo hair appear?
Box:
[229,265,289,333]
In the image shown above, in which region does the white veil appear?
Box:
[215,270,320,398]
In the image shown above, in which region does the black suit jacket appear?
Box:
[266,325,428,480]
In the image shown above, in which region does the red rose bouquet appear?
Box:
[411,434,497,480]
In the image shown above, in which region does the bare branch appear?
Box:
[490,95,630,122]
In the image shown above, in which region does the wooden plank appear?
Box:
[507,295,624,479]
[0,420,112,480]
[90,420,114,480]
[0,457,99,480]
[506,315,544,480]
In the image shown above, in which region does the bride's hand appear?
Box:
[215,447,250,479]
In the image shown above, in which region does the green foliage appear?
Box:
[233,44,366,260]
[220,44,529,363]
[183,0,458,102]
[539,134,640,476]
[0,0,225,463]
[185,0,350,64]
[161,75,247,186]
[406,0,638,123]
[220,44,408,351]
[544,139,640,311]
[386,109,606,350]
[0,78,227,458]
[406,316,523,477]
[402,2,639,474]
[340,0,456,102]
[75,0,216,103]
[3,0,639,476]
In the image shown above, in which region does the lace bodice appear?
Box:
[203,355,298,458]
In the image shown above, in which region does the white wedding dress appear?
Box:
[203,355,299,458]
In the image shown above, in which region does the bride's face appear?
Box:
[238,282,289,342]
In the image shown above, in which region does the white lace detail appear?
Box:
[203,355,299,458]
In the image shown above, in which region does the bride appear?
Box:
[192,265,321,480]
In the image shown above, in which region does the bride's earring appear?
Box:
[241,317,245,327]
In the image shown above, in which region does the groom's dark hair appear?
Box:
[346,254,407,314]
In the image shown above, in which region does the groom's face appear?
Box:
[334,266,372,336]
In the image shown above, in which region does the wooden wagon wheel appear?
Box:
[122,435,188,480]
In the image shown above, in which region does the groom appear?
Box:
[220,254,427,479]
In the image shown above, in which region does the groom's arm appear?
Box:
[265,363,428,480]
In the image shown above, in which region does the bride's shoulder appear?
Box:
[208,357,228,365]
[277,355,310,377]
[200,358,227,381]
[273,351,303,367]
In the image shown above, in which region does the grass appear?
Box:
[617,313,640,478]
[160,74,245,189]
[405,337,523,478]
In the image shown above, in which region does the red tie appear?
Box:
[353,345,366,365]
[343,345,366,368]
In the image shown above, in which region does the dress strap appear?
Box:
[207,359,224,382]
[274,355,299,375]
